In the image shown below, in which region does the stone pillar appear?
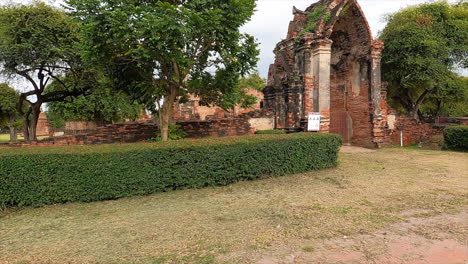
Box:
[370,40,384,118]
[370,40,388,147]
[302,48,315,118]
[311,39,332,133]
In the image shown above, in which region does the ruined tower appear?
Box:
[263,0,390,147]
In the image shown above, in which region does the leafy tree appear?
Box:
[0,2,90,140]
[0,83,22,141]
[442,79,468,117]
[47,77,144,129]
[66,0,259,141]
[419,74,467,119]
[379,1,467,120]
[239,71,266,91]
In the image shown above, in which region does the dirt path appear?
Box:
[258,209,468,264]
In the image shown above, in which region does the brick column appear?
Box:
[303,48,315,116]
[370,40,384,118]
[312,39,332,133]
[370,40,388,147]
[303,73,315,115]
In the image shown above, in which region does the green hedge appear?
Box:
[255,129,286,134]
[443,125,468,151]
[0,133,342,208]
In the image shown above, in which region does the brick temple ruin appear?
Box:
[263,0,390,147]
[173,89,264,121]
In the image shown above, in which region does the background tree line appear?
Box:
[380,1,467,121]
[0,0,261,141]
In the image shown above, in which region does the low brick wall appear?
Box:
[390,118,445,146]
[179,118,254,138]
[3,118,256,147]
[438,117,468,126]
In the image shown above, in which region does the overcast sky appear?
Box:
[243,0,462,78]
[1,0,463,91]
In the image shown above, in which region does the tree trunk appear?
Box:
[28,105,41,141]
[407,90,430,121]
[159,106,170,141]
[159,87,178,141]
[9,126,17,142]
[435,99,443,118]
[22,114,30,141]
[408,108,419,120]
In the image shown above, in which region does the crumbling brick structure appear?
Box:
[263,0,390,147]
[36,112,53,137]
[173,89,264,121]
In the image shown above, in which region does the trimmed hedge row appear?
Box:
[255,129,286,134]
[443,125,468,151]
[0,133,342,208]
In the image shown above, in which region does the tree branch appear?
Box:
[43,88,86,103]
[47,73,69,91]
[415,89,431,107]
[16,71,40,92]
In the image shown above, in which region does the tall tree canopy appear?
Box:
[47,77,144,129]
[0,2,91,140]
[239,71,266,91]
[0,83,21,141]
[419,74,467,119]
[379,1,467,120]
[66,0,259,140]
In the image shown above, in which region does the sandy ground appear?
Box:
[258,209,468,264]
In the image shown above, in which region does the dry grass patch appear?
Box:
[0,148,467,264]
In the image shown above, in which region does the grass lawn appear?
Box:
[0,134,9,143]
[0,148,467,264]
[0,133,49,143]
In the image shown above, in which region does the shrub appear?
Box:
[150,124,188,142]
[443,125,468,151]
[0,133,342,208]
[255,129,286,135]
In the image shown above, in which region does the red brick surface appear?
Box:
[390,118,445,147]
[4,119,255,147]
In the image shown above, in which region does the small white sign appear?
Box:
[308,113,321,132]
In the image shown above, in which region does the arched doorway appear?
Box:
[329,2,373,146]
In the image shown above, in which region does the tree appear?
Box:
[419,74,467,119]
[442,76,468,117]
[379,1,467,120]
[66,0,259,141]
[47,77,144,128]
[0,2,90,140]
[240,71,266,91]
[0,83,22,141]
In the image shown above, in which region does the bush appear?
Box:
[443,125,468,151]
[255,129,286,135]
[0,133,342,208]
[150,124,188,142]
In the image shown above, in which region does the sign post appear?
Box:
[307,112,321,132]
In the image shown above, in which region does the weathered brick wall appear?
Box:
[65,121,98,131]
[371,89,394,147]
[4,118,256,147]
[173,89,264,121]
[36,113,53,136]
[179,119,255,138]
[390,118,445,146]
[437,117,468,126]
